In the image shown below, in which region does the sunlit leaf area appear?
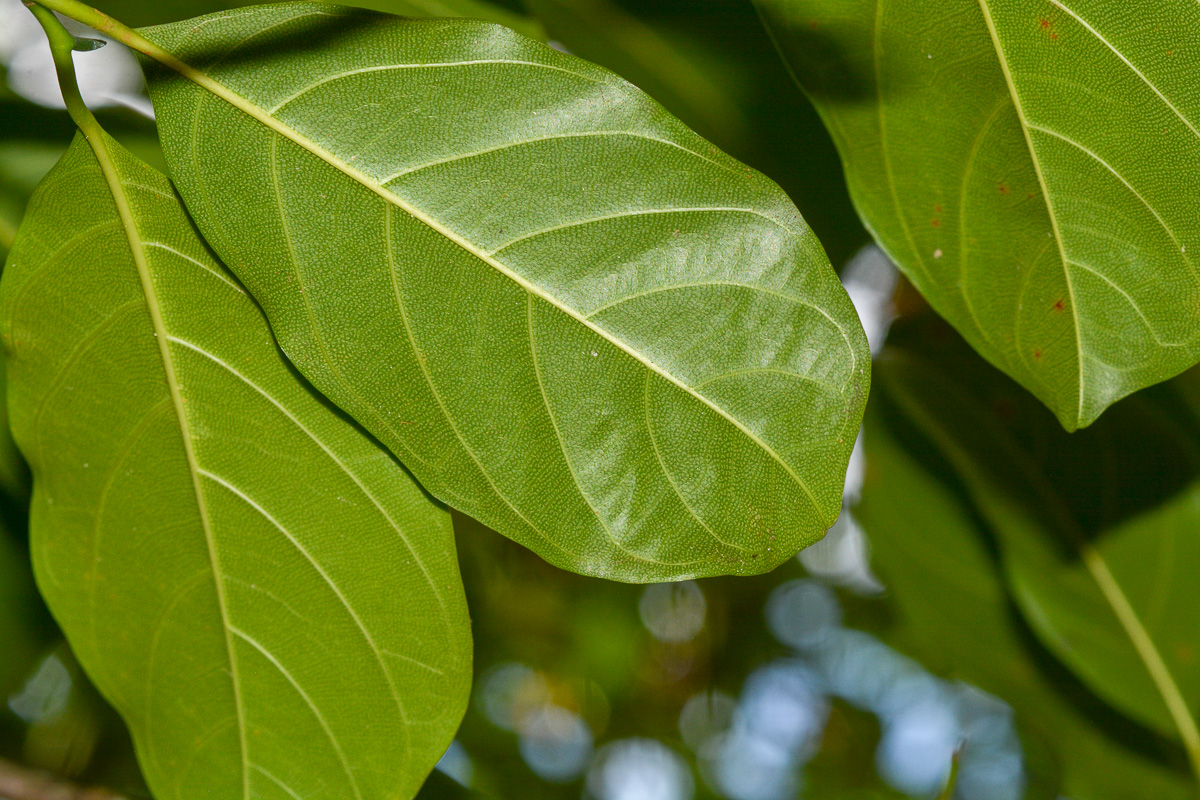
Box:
[2,0,1198,798]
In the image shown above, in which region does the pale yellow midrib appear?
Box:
[976,0,1085,427]
[149,45,827,520]
[82,130,251,800]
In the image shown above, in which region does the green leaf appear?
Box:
[857,406,1195,799]
[0,133,471,800]
[0,140,65,260]
[756,0,1200,430]
[140,3,870,582]
[873,316,1200,766]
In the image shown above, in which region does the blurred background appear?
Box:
[2,1,1198,798]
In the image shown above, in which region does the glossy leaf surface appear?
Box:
[0,134,470,800]
[757,0,1200,429]
[142,3,870,581]
[874,316,1200,752]
[857,407,1195,799]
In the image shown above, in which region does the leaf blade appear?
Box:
[757,0,1200,428]
[141,3,870,581]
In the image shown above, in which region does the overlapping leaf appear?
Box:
[757,0,1200,429]
[139,3,870,582]
[857,407,1195,799]
[874,316,1200,764]
[0,133,470,800]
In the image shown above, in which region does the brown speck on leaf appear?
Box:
[809,19,818,30]
[1039,18,1050,28]
[999,184,1009,195]
[673,228,680,236]
[1034,348,1043,360]
[1050,32,1058,40]
[1027,192,1035,199]
[934,205,943,213]
[931,218,941,227]
[1053,299,1065,311]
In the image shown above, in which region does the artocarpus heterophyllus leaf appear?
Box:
[875,315,1200,762]
[138,3,870,582]
[756,0,1200,430]
[0,132,470,800]
[857,408,1196,799]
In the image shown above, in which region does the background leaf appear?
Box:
[756,0,1200,429]
[142,2,870,582]
[856,402,1195,798]
[873,314,1200,760]
[1,133,470,800]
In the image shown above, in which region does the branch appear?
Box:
[0,758,126,800]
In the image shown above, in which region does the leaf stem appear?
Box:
[28,0,157,58]
[24,2,102,138]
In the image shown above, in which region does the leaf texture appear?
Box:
[757,0,1200,429]
[0,133,470,800]
[140,3,870,582]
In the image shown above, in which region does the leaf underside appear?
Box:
[758,0,1200,430]
[141,3,870,582]
[0,134,470,800]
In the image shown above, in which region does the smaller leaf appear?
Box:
[875,316,1200,756]
[858,403,1195,798]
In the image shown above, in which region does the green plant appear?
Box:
[1,1,1198,798]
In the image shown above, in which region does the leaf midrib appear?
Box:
[148,40,830,520]
[82,131,251,800]
[976,0,1085,427]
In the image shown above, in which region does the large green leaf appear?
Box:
[756,0,1200,430]
[0,133,470,800]
[139,3,870,582]
[873,316,1200,764]
[857,408,1195,799]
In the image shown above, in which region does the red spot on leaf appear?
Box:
[1050,32,1058,40]
[1053,299,1065,311]
[934,205,943,213]
[1039,18,1051,28]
